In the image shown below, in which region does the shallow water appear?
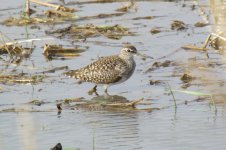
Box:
[1,0,226,150]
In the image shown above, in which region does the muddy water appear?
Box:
[1,0,226,150]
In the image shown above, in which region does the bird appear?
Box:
[64,44,138,94]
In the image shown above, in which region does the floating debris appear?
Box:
[208,33,226,50]
[150,28,161,35]
[182,45,207,51]
[194,21,209,27]
[0,33,33,56]
[30,0,76,12]
[0,33,35,64]
[0,44,33,60]
[133,16,154,20]
[62,97,85,104]
[0,44,24,55]
[79,12,125,21]
[2,0,77,26]
[0,74,45,84]
[116,1,135,12]
[145,60,174,73]
[54,95,154,112]
[181,33,226,52]
[149,80,162,85]
[2,17,64,26]
[47,24,135,40]
[43,44,85,59]
[181,73,193,83]
[74,98,144,111]
[171,20,187,30]
[26,99,45,106]
[90,95,128,103]
[44,10,76,18]
[42,66,68,73]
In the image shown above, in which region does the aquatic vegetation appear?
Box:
[171,20,187,30]
[2,15,78,26]
[116,1,136,12]
[71,98,150,111]
[180,73,193,83]
[0,74,45,84]
[2,0,77,26]
[194,21,209,27]
[149,80,162,85]
[43,44,86,59]
[150,28,161,35]
[30,0,76,13]
[0,44,28,55]
[47,24,135,40]
[144,60,175,73]
[133,16,154,20]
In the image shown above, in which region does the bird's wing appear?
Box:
[72,56,127,84]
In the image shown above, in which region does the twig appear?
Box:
[203,32,226,49]
[211,33,226,41]
[30,0,60,9]
[30,0,75,12]
[4,37,54,45]
[167,82,177,109]
[210,95,217,113]
[25,0,30,17]
[203,34,212,48]
[157,48,182,60]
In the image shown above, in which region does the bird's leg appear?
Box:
[88,85,98,96]
[103,85,112,99]
[76,79,83,84]
[103,91,111,99]
[103,85,109,94]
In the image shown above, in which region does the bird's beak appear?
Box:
[136,52,154,59]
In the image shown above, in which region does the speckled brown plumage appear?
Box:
[64,55,133,84]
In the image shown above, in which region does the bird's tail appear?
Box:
[64,70,80,78]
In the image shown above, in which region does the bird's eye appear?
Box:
[127,49,132,52]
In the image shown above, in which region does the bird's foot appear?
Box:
[88,85,99,96]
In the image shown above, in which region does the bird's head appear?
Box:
[121,45,137,55]
[119,44,153,60]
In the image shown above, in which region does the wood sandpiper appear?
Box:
[64,44,138,94]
